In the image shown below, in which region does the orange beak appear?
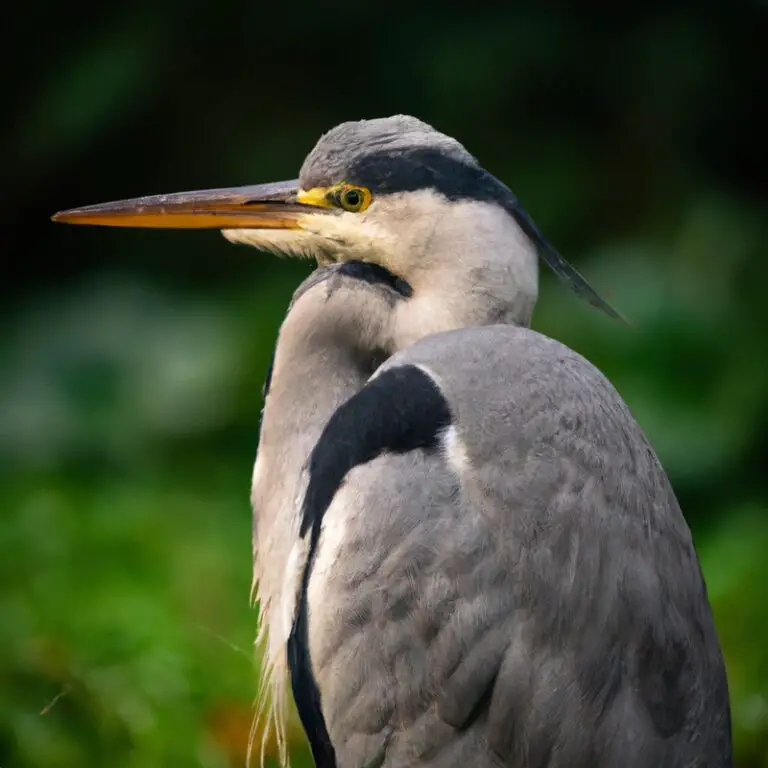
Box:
[51,179,334,230]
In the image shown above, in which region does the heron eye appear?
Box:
[334,185,371,212]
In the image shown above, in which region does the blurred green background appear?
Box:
[2,2,767,766]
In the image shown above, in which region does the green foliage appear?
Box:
[2,3,766,766]
[0,280,315,766]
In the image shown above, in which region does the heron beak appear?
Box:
[51,180,337,230]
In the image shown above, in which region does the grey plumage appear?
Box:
[51,115,733,768]
[300,116,474,190]
[265,267,731,768]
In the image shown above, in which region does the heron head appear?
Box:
[52,115,620,336]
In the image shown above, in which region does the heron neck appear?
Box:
[250,273,392,652]
[253,326,369,561]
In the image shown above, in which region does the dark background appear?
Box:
[2,2,767,766]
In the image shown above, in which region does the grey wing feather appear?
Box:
[307,325,731,768]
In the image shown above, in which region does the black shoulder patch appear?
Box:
[301,363,452,539]
[287,364,452,767]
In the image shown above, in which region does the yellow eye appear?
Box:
[333,184,371,212]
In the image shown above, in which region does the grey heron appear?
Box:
[53,115,732,768]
